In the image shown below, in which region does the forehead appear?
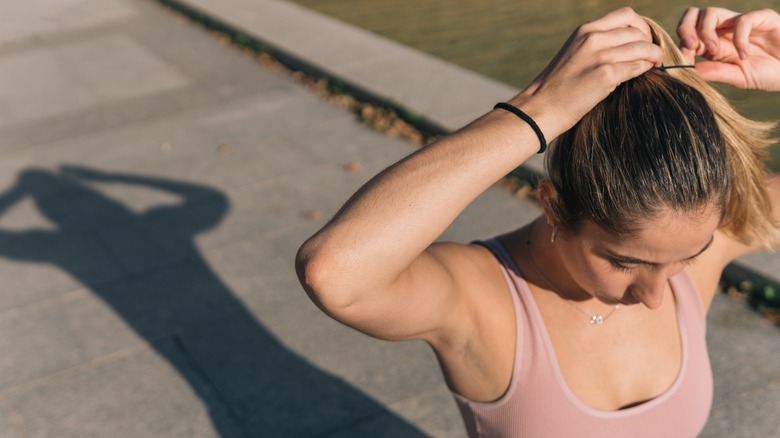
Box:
[581,208,720,261]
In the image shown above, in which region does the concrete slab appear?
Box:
[387,384,468,438]
[0,231,122,312]
[0,404,20,438]
[176,313,425,437]
[3,342,238,438]
[0,295,93,390]
[0,288,144,390]
[0,35,189,128]
[703,293,780,436]
[703,381,780,438]
[88,257,247,338]
[737,249,780,289]
[0,0,138,46]
[0,6,299,153]
[317,411,430,438]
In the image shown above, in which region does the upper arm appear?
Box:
[314,242,503,344]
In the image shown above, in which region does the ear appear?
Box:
[536,180,559,227]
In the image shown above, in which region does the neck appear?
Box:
[524,218,615,308]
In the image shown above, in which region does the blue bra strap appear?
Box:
[472,239,523,277]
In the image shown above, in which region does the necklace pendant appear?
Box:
[590,315,604,325]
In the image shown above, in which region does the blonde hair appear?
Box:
[546,18,778,247]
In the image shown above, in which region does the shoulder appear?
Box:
[426,240,521,400]
[426,241,513,337]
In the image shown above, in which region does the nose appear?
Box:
[629,271,670,309]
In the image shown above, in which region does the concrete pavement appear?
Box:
[0,0,776,436]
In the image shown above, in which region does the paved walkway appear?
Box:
[0,0,776,436]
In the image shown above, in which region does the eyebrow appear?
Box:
[603,235,715,267]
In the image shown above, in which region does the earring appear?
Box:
[550,224,558,243]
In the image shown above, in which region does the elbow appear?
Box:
[295,241,359,316]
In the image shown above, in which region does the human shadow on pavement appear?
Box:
[0,165,426,438]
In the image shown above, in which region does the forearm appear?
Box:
[297,101,545,304]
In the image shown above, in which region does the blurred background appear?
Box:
[292,0,780,167]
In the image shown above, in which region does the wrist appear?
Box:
[493,103,547,153]
[505,93,568,145]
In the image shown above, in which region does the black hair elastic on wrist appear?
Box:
[494,102,547,153]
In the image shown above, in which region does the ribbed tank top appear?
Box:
[453,239,713,437]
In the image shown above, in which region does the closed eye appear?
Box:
[609,259,640,272]
[682,256,699,266]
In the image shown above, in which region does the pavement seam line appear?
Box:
[0,343,150,396]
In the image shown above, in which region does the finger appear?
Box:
[580,7,652,41]
[595,39,665,68]
[697,7,723,54]
[677,7,701,50]
[680,46,696,64]
[696,7,742,55]
[731,14,753,59]
[727,9,780,59]
[619,59,658,82]
[580,26,657,52]
[693,61,748,88]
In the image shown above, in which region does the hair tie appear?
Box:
[652,64,695,71]
[493,102,547,154]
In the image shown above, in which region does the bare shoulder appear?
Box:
[423,241,512,340]
[424,240,519,401]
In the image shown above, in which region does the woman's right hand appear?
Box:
[677,7,780,91]
[512,7,664,141]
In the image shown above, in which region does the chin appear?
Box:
[617,294,640,305]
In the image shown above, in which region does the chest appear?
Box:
[536,285,683,411]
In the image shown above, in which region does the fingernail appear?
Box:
[682,36,696,49]
[705,40,718,53]
[738,49,748,60]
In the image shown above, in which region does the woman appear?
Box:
[296,6,780,437]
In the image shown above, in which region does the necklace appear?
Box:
[525,225,620,325]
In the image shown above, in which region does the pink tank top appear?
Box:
[453,239,713,437]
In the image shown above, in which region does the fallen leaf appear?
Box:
[342,162,362,173]
[726,286,741,299]
[217,143,235,155]
[514,185,533,199]
[303,210,322,220]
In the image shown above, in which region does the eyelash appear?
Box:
[609,260,638,273]
[608,257,700,273]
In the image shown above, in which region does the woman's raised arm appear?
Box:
[295,7,663,343]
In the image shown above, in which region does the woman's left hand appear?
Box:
[677,7,780,91]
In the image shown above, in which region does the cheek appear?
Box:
[560,245,623,289]
[560,246,632,293]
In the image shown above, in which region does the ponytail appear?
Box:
[646,19,777,246]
